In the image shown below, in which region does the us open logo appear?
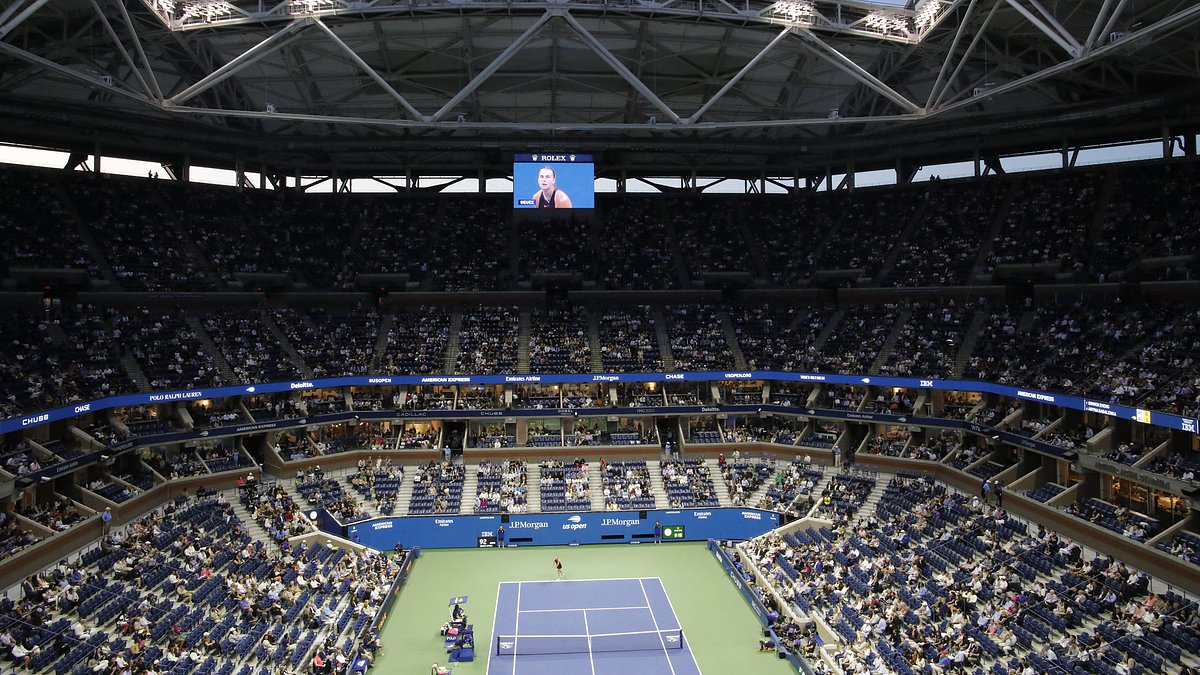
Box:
[665,635,680,644]
[499,641,514,650]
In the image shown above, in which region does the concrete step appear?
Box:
[460,466,479,515]
[370,313,395,373]
[444,311,464,373]
[647,461,665,510]
[708,458,734,507]
[590,464,605,511]
[516,309,531,374]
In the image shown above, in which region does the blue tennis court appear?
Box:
[487,577,704,675]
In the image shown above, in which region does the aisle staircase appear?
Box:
[227,487,276,543]
[50,178,119,287]
[812,307,846,351]
[516,309,532,373]
[652,308,674,369]
[718,309,749,370]
[952,308,989,378]
[646,460,666,509]
[184,312,237,382]
[968,178,1023,282]
[586,311,604,373]
[857,476,891,519]
[120,353,152,392]
[590,465,605,511]
[526,473,541,513]
[868,308,913,373]
[261,307,313,377]
[708,458,734,507]
[443,310,464,373]
[459,467,479,515]
[369,313,394,372]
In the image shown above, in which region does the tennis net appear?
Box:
[494,628,684,655]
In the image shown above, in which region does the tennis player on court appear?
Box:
[554,556,564,580]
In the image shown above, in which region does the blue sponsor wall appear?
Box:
[7,370,1194,435]
[336,508,780,550]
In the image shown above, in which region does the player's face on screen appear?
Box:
[537,168,556,191]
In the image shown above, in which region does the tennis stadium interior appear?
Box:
[0,0,1199,673]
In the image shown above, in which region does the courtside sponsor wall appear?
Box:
[337,508,780,550]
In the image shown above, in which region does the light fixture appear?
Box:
[864,10,909,36]
[288,0,340,14]
[914,0,942,31]
[769,0,816,25]
[178,0,237,23]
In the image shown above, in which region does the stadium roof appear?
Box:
[0,0,1197,178]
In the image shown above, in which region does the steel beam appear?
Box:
[0,0,27,31]
[561,11,682,125]
[1023,0,1082,52]
[0,41,154,107]
[794,30,923,114]
[1097,0,1133,49]
[112,0,164,100]
[688,27,792,125]
[312,19,424,121]
[930,0,1000,110]
[88,0,156,99]
[1004,0,1078,58]
[167,19,314,106]
[431,11,552,122]
[0,0,52,40]
[925,0,978,109]
[169,103,915,131]
[935,2,1200,117]
[1084,0,1117,50]
[915,0,969,40]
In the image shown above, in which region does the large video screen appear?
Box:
[513,153,594,209]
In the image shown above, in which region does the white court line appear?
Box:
[482,578,501,672]
[513,581,522,675]
[581,608,598,675]
[502,576,654,585]
[518,605,651,613]
[493,629,671,639]
[650,577,704,675]
[638,578,678,675]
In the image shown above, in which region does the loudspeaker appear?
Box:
[639,511,647,520]
[501,514,510,523]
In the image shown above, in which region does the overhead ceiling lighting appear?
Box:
[863,10,910,36]
[288,0,341,15]
[769,0,816,26]
[914,0,943,31]
[178,0,237,23]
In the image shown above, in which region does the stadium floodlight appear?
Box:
[769,0,816,26]
[179,0,237,23]
[288,0,341,15]
[914,0,942,31]
[863,10,910,37]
